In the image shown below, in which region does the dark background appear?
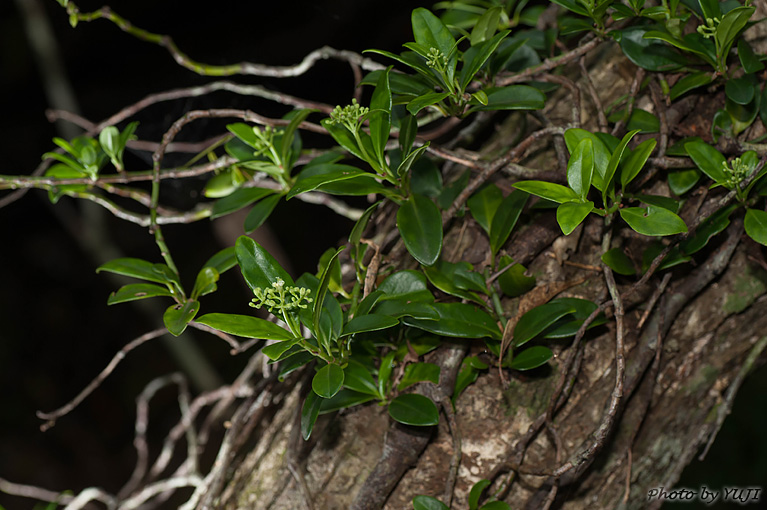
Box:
[0,1,764,509]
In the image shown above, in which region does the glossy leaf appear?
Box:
[191,266,219,299]
[668,169,701,195]
[509,346,553,371]
[725,76,754,105]
[744,209,767,246]
[398,362,440,391]
[373,300,439,320]
[313,246,345,350]
[107,283,172,305]
[370,68,392,166]
[513,301,577,347]
[196,313,294,340]
[280,109,315,170]
[404,302,501,340]
[479,502,512,510]
[424,260,484,304]
[641,30,715,67]
[163,300,199,337]
[399,113,418,155]
[684,140,727,184]
[563,129,612,191]
[619,206,688,236]
[343,360,380,397]
[556,201,594,236]
[542,297,606,338]
[342,314,399,336]
[397,143,431,178]
[621,138,657,189]
[412,495,449,510]
[601,248,636,275]
[489,190,529,254]
[497,256,536,298]
[349,201,381,245]
[412,8,455,59]
[312,364,345,399]
[468,184,503,235]
[626,109,660,134]
[468,85,546,112]
[470,6,502,45]
[453,356,488,402]
[680,204,738,255]
[512,181,578,204]
[397,193,443,266]
[617,26,687,72]
[235,236,293,291]
[469,479,492,510]
[244,194,281,233]
[321,119,365,160]
[378,270,433,301]
[406,92,451,116]
[378,351,397,398]
[603,129,640,197]
[287,164,376,199]
[389,393,439,426]
[262,339,300,361]
[715,7,755,61]
[278,351,314,381]
[301,391,322,440]
[669,72,714,101]
[97,258,174,285]
[738,39,765,74]
[203,246,237,275]
[567,138,594,199]
[460,30,510,92]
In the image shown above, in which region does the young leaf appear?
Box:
[195,313,294,340]
[280,109,315,171]
[397,362,440,391]
[619,206,688,236]
[715,7,756,65]
[412,495,449,510]
[312,364,345,399]
[378,351,397,398]
[469,479,492,510]
[468,184,503,235]
[313,246,345,349]
[497,256,536,298]
[567,138,594,199]
[262,339,300,361]
[556,201,594,235]
[563,128,612,191]
[668,169,701,195]
[406,92,451,116]
[512,181,578,204]
[343,360,380,397]
[244,194,281,233]
[163,300,200,337]
[235,235,294,291]
[97,258,174,285]
[621,138,657,190]
[509,346,553,371]
[603,129,640,198]
[397,193,443,266]
[513,301,577,347]
[301,391,322,440]
[460,30,510,92]
[744,209,767,246]
[107,283,173,305]
[389,393,439,426]
[370,67,392,167]
[411,8,455,61]
[489,189,529,254]
[684,139,728,185]
[601,248,636,275]
[191,266,219,299]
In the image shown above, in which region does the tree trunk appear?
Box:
[207,39,767,510]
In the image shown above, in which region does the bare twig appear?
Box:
[579,56,608,131]
[439,394,462,507]
[0,476,75,505]
[497,38,602,86]
[37,327,168,430]
[611,68,645,137]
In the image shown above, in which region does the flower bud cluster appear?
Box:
[250,278,313,314]
[328,98,369,133]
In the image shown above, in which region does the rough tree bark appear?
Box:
[203,22,767,510]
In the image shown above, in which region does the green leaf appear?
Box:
[343,314,399,336]
[378,351,397,398]
[312,364,345,399]
[370,67,392,166]
[479,502,512,510]
[715,7,755,62]
[378,270,433,301]
[460,30,510,92]
[399,113,418,155]
[509,346,553,371]
[725,76,755,105]
[513,301,577,347]
[397,143,431,178]
[321,119,364,160]
[468,85,546,112]
[684,139,728,184]
[227,122,259,149]
[625,109,660,134]
[243,194,281,233]
[453,356,488,402]
[698,0,721,20]
[542,297,606,338]
[497,256,536,298]
[738,39,765,74]
[470,6,502,45]
[621,138,657,190]
[617,26,688,71]
[262,339,300,361]
[195,313,294,340]
[202,246,237,275]
[96,258,174,285]
[413,495,449,510]
[373,300,439,320]
[745,209,767,246]
[469,479,492,510]
[389,393,439,426]
[191,266,219,299]
[601,248,636,275]
[235,235,294,291]
[619,206,688,236]
[680,204,738,255]
[287,164,376,199]
[512,181,578,204]
[567,138,594,199]
[424,260,485,304]
[398,362,440,391]
[278,351,314,381]
[43,164,88,203]
[313,246,345,350]
[468,184,503,235]
[349,201,381,245]
[635,194,680,212]
[412,8,455,58]
[604,129,640,198]
[641,30,716,67]
[406,92,451,116]
[280,109,315,171]
[107,283,173,305]
[404,302,501,340]
[563,129,612,191]
[556,201,594,236]
[550,0,590,16]
[343,360,380,397]
[163,300,200,337]
[669,72,714,101]
[397,194,443,266]
[489,190,529,254]
[301,391,322,440]
[668,169,701,195]
[319,389,377,414]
